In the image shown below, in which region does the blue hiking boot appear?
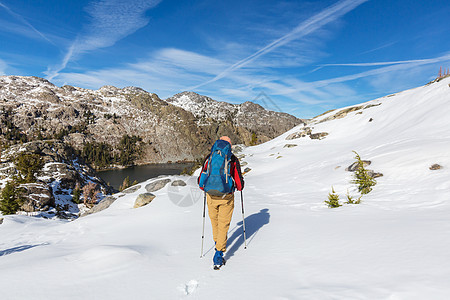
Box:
[213,249,226,270]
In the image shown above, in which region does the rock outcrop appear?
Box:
[133,193,156,208]
[166,92,305,145]
[0,140,113,216]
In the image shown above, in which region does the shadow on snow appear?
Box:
[0,243,49,257]
[225,208,270,261]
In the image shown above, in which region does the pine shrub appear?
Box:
[345,190,361,204]
[14,152,44,183]
[351,151,376,194]
[72,183,82,204]
[119,176,132,192]
[0,182,23,215]
[325,187,341,208]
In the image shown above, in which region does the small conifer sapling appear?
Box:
[325,187,341,208]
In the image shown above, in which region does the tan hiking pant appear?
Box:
[207,193,234,252]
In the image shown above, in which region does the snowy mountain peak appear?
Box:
[165,91,304,141]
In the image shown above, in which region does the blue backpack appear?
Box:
[199,139,234,196]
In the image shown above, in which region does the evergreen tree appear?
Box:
[14,152,43,183]
[117,135,142,166]
[119,176,132,192]
[325,187,341,208]
[72,183,82,204]
[351,151,376,194]
[345,190,361,204]
[0,182,22,215]
[250,132,258,146]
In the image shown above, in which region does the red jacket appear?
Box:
[198,153,245,192]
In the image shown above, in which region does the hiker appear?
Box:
[198,136,244,269]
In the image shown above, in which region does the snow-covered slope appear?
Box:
[1,78,450,299]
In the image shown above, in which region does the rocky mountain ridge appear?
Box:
[167,91,303,141]
[0,76,304,166]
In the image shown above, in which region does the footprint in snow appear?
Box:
[178,280,199,296]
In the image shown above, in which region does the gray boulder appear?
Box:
[285,127,312,140]
[367,170,383,178]
[429,164,442,170]
[232,145,244,153]
[19,182,55,212]
[134,193,156,208]
[81,196,117,216]
[122,185,141,194]
[171,180,186,187]
[145,179,171,192]
[309,132,328,140]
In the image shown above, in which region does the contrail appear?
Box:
[320,59,433,67]
[45,0,161,80]
[190,0,370,90]
[0,1,55,45]
[309,57,447,73]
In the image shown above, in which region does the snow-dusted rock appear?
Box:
[121,185,141,194]
[166,91,304,144]
[19,182,55,212]
[309,132,328,140]
[0,140,112,217]
[285,127,312,140]
[171,180,186,187]
[283,144,298,148]
[346,160,371,172]
[145,179,171,192]
[133,193,156,208]
[429,164,442,170]
[367,170,383,178]
[81,196,117,216]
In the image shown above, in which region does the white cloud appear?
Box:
[51,45,450,119]
[0,1,54,45]
[131,48,227,76]
[0,58,8,75]
[190,0,370,89]
[46,0,162,80]
[318,57,443,68]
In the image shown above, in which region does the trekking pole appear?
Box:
[200,191,207,258]
[240,191,247,249]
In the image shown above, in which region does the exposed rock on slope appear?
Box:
[0,76,303,166]
[166,91,304,144]
[0,140,112,218]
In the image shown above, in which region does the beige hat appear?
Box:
[219,136,232,146]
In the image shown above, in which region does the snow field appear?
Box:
[1,78,450,299]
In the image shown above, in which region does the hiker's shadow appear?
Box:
[0,243,48,257]
[225,208,270,260]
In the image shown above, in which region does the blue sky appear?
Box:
[1,0,449,118]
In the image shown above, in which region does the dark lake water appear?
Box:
[98,163,194,190]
